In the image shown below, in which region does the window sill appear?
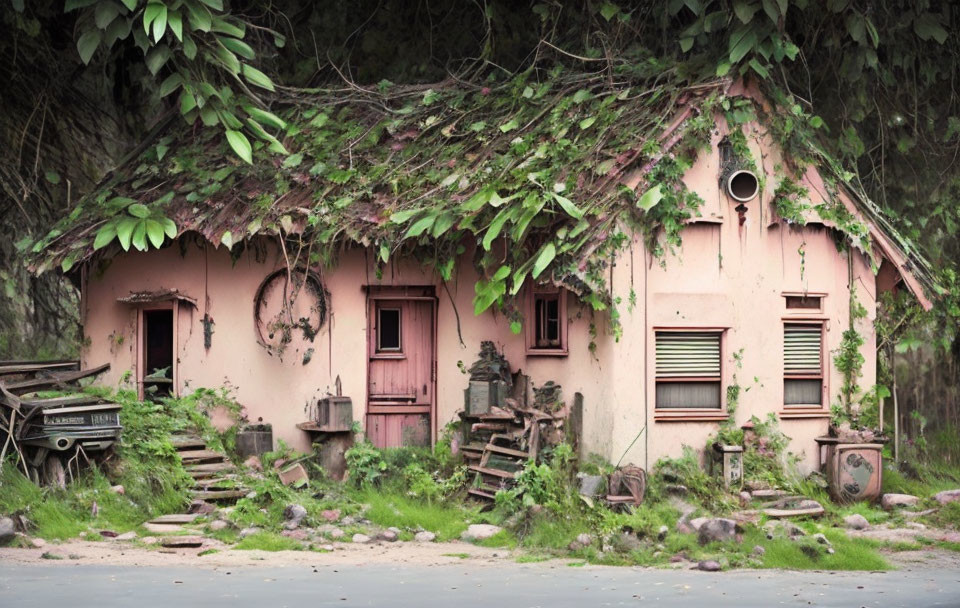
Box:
[371,352,406,360]
[525,348,568,357]
[779,409,830,420]
[654,410,728,423]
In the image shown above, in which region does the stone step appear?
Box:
[149,513,200,525]
[178,449,226,464]
[160,535,204,548]
[185,462,235,474]
[190,489,247,501]
[467,487,497,501]
[170,435,206,450]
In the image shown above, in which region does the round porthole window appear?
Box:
[254,269,328,355]
[726,169,760,202]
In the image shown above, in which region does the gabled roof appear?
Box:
[30,67,934,309]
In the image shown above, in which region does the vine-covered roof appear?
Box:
[30,64,934,313]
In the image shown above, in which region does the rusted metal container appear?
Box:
[236,424,273,458]
[316,396,353,432]
[819,439,883,503]
[464,380,506,415]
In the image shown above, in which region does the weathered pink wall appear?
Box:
[80,113,878,475]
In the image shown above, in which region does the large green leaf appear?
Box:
[224,129,252,163]
[404,213,437,239]
[127,203,151,218]
[482,207,513,251]
[151,3,167,42]
[116,217,138,251]
[131,220,148,251]
[167,10,183,41]
[93,222,118,250]
[142,2,163,34]
[552,193,584,220]
[531,242,556,279]
[728,25,757,64]
[145,219,166,248]
[144,44,171,75]
[637,184,663,211]
[120,0,138,11]
[219,36,255,59]
[94,2,120,29]
[185,2,212,32]
[159,73,183,97]
[245,106,285,130]
[242,64,275,92]
[160,217,178,238]
[213,44,241,74]
[76,30,102,64]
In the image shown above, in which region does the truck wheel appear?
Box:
[42,455,66,489]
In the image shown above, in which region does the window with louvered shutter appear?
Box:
[655,331,722,409]
[784,323,823,406]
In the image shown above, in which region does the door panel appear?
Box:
[367,296,435,448]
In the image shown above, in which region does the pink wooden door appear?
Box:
[366,295,435,448]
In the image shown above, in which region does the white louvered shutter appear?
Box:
[784,324,822,375]
[655,332,721,378]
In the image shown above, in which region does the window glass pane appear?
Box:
[656,381,721,409]
[377,308,401,351]
[533,294,560,347]
[785,295,822,309]
[784,379,822,405]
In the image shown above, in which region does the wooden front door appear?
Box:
[366,291,436,448]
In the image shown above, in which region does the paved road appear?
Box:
[1,562,959,607]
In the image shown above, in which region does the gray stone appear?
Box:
[612,532,642,552]
[141,536,158,545]
[284,504,308,523]
[568,541,583,552]
[239,527,260,539]
[143,523,183,534]
[697,518,740,545]
[905,522,927,531]
[577,474,605,497]
[281,529,309,541]
[209,520,230,531]
[414,531,436,543]
[352,533,371,544]
[283,520,301,531]
[739,491,752,506]
[657,525,669,541]
[826,547,835,554]
[934,489,960,505]
[575,533,593,546]
[461,524,502,542]
[881,493,920,510]
[843,514,870,530]
[340,516,357,526]
[2,518,21,545]
[697,560,722,572]
[388,527,402,534]
[30,537,47,548]
[318,543,335,551]
[752,545,766,557]
[114,531,136,541]
[812,533,831,546]
[379,530,398,542]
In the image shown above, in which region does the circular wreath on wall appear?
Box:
[254,268,328,357]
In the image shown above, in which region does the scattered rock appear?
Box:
[209,520,230,532]
[612,532,642,552]
[243,456,263,471]
[321,509,341,523]
[278,463,309,486]
[688,517,709,532]
[189,500,216,515]
[414,531,436,543]
[933,489,960,505]
[245,491,257,500]
[30,537,47,548]
[881,493,919,511]
[461,524,502,542]
[340,516,357,526]
[281,529,309,541]
[318,544,335,551]
[657,526,669,541]
[284,504,307,523]
[904,522,927,531]
[739,491,752,507]
[903,508,938,519]
[99,530,118,538]
[665,484,689,496]
[697,518,740,545]
[379,530,398,542]
[784,522,806,537]
[752,545,766,557]
[320,525,345,540]
[115,531,136,541]
[143,523,183,534]
[826,547,835,554]
[160,536,203,548]
[109,485,125,495]
[351,533,371,544]
[141,536,158,545]
[697,560,722,572]
[843,514,870,530]
[750,489,787,499]
[239,527,260,539]
[568,541,583,552]
[576,533,593,546]
[812,533,831,546]
[669,554,686,563]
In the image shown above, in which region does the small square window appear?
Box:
[784,323,824,407]
[785,295,822,310]
[525,286,567,355]
[377,307,401,352]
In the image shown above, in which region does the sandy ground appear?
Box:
[2,535,960,572]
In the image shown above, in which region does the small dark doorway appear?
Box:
[143,309,174,398]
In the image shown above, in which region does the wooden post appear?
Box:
[892,348,899,463]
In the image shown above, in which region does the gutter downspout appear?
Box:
[644,246,649,471]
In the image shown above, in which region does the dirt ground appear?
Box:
[2,536,959,572]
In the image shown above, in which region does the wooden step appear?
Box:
[484,444,530,459]
[190,489,247,500]
[178,449,225,464]
[185,462,235,473]
[149,513,200,525]
[170,435,206,450]
[468,465,518,480]
[468,488,497,500]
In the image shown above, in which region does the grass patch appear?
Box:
[350,488,478,541]
[758,528,891,571]
[473,529,517,548]
[233,531,303,551]
[515,554,551,563]
[197,549,219,556]
[566,561,587,567]
[442,552,471,559]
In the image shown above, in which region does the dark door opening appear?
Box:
[143,309,174,398]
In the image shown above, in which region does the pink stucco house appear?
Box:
[36,77,932,474]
